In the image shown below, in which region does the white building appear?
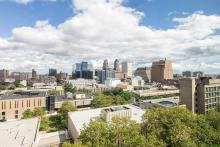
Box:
[0,117,40,147]
[68,105,144,141]
[121,61,133,78]
[104,79,122,88]
[131,76,145,87]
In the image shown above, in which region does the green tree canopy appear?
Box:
[58,102,77,127]
[21,109,33,119]
[33,108,45,117]
[48,89,60,96]
[80,117,146,147]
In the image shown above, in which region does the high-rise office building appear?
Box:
[97,69,115,84]
[32,69,37,79]
[134,67,151,82]
[180,77,220,114]
[49,68,57,77]
[114,59,120,72]
[73,62,93,79]
[151,59,173,82]
[103,59,109,70]
[0,69,9,82]
[121,61,132,78]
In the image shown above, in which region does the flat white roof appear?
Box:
[68,105,145,135]
[0,117,40,147]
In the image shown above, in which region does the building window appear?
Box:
[22,100,23,108]
[15,115,18,119]
[15,110,18,114]
[10,101,11,109]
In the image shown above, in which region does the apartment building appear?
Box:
[0,91,46,120]
[180,77,220,114]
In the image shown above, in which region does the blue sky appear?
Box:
[1,0,220,36]
[0,0,220,74]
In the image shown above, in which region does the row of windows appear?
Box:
[205,92,220,98]
[1,110,19,120]
[205,97,220,104]
[1,99,43,110]
[205,103,218,110]
[206,87,220,92]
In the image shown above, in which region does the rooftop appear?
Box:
[0,91,46,100]
[68,105,144,135]
[0,117,40,147]
[103,106,130,112]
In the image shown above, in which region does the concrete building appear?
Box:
[68,105,144,141]
[114,59,120,72]
[180,77,220,114]
[182,71,192,77]
[0,117,40,147]
[179,78,196,113]
[131,76,144,87]
[104,79,122,88]
[134,67,151,82]
[0,91,46,120]
[151,59,173,83]
[0,69,9,82]
[121,61,132,78]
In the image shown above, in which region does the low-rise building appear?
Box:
[0,91,46,120]
[68,105,144,141]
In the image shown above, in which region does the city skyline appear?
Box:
[0,0,220,74]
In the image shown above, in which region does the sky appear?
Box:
[0,0,220,74]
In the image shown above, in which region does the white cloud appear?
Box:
[15,0,33,4]
[14,0,57,4]
[1,0,220,74]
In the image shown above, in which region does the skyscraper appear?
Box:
[73,62,93,79]
[32,69,37,79]
[151,59,173,82]
[114,59,120,72]
[103,59,109,70]
[121,61,132,78]
[49,68,57,77]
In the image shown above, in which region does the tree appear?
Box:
[91,93,112,108]
[142,107,196,146]
[112,96,126,105]
[22,109,33,119]
[14,80,20,87]
[110,117,146,147]
[40,116,49,131]
[80,117,146,147]
[48,89,60,96]
[58,102,77,127]
[33,108,45,117]
[80,119,111,147]
[142,107,220,146]
[62,141,84,147]
[64,83,76,93]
